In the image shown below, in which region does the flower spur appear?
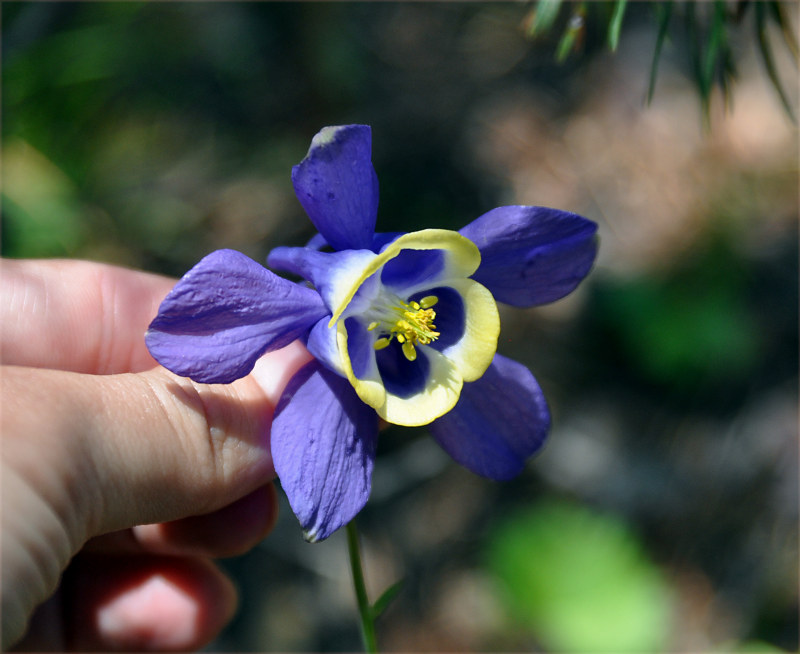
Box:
[146,125,598,542]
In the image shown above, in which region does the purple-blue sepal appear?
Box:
[429,353,550,480]
[145,249,327,384]
[272,360,379,542]
[291,125,379,252]
[461,205,598,307]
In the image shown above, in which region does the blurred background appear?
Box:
[3,2,798,651]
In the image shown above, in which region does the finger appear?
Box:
[134,482,279,558]
[3,344,311,536]
[64,554,236,651]
[86,484,280,559]
[0,258,175,374]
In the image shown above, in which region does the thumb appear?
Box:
[1,344,310,640]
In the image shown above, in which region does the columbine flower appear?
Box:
[146,125,597,542]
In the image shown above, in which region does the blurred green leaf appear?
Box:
[486,501,671,651]
[685,2,711,119]
[594,231,764,390]
[755,1,797,123]
[526,0,563,38]
[555,4,586,62]
[647,1,673,103]
[370,580,404,621]
[526,1,797,123]
[701,2,726,100]
[2,139,87,257]
[606,278,758,385]
[607,0,627,52]
[768,0,799,62]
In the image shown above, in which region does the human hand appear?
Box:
[1,258,311,651]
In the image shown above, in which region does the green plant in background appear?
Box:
[524,0,798,122]
[3,140,87,257]
[591,227,766,395]
[486,500,672,651]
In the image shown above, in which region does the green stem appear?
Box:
[346,520,378,653]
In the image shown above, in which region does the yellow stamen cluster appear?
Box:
[370,295,440,361]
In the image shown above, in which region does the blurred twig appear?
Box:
[523,0,798,123]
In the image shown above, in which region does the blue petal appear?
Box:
[460,206,598,307]
[375,340,431,398]
[146,249,327,384]
[303,230,402,254]
[408,285,465,351]
[306,315,343,375]
[267,246,379,315]
[292,125,379,252]
[344,317,374,379]
[372,231,403,253]
[380,249,445,291]
[272,361,378,542]
[428,354,550,480]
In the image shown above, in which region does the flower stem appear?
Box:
[346,520,378,653]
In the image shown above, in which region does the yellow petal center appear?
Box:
[371,295,440,360]
[330,229,496,427]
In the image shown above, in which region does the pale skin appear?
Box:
[1,258,312,650]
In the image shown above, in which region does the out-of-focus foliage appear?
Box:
[2,2,797,651]
[3,140,87,255]
[594,231,762,391]
[486,500,671,651]
[523,0,799,121]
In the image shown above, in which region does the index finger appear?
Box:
[1,258,176,374]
